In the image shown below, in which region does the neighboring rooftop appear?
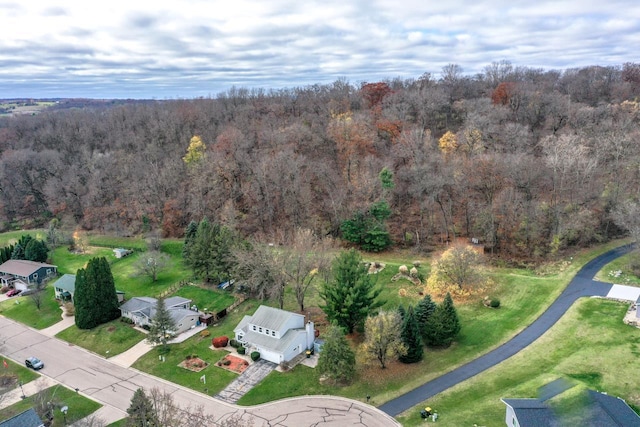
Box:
[248,305,304,331]
[0,408,44,427]
[0,260,56,277]
[53,273,76,292]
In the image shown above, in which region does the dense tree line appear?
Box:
[1,61,640,258]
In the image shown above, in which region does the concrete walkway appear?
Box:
[0,376,57,410]
[109,339,154,368]
[216,359,277,403]
[40,309,75,337]
[379,243,635,417]
[606,284,640,301]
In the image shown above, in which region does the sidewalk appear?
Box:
[109,340,154,368]
[40,308,75,337]
[0,376,57,410]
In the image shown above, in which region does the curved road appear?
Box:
[379,243,635,417]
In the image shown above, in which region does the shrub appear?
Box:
[0,286,9,294]
[121,316,134,324]
[223,359,231,366]
[229,339,239,348]
[199,329,210,338]
[63,302,75,317]
[250,351,260,361]
[186,354,192,360]
[490,298,501,308]
[399,265,409,275]
[212,336,229,348]
[237,347,246,355]
[412,261,421,268]
[410,267,419,278]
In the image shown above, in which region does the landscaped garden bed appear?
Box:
[178,355,209,372]
[216,354,249,374]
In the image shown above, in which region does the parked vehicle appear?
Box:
[6,288,22,297]
[25,357,44,370]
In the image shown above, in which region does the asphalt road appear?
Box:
[379,243,635,417]
[0,316,399,426]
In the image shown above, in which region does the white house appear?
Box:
[233,305,315,364]
[120,296,200,335]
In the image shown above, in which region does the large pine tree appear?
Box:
[424,293,461,347]
[126,388,158,427]
[415,294,437,341]
[399,305,424,363]
[320,249,382,333]
[75,257,120,329]
[183,218,235,284]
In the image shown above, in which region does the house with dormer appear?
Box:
[233,305,315,364]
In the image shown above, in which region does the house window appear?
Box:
[272,331,275,336]
[259,327,263,333]
[46,269,51,275]
[33,273,38,279]
[253,326,256,331]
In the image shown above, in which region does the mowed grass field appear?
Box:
[396,298,640,426]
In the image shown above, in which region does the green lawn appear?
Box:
[0,357,40,385]
[395,298,640,426]
[173,285,236,313]
[0,229,46,247]
[238,240,633,407]
[0,384,101,426]
[51,245,116,274]
[0,286,63,329]
[56,320,145,358]
[131,333,237,395]
[594,250,640,286]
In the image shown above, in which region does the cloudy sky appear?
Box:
[2,0,639,99]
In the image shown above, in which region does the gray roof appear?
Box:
[0,260,56,277]
[241,327,307,353]
[121,296,193,321]
[53,274,76,292]
[120,297,156,313]
[587,390,640,426]
[248,305,303,331]
[0,408,44,427]
[501,399,557,427]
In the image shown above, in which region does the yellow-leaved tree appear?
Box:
[183,135,206,165]
[438,130,458,154]
[361,311,406,369]
[426,245,484,292]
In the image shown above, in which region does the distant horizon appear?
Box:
[2,1,639,99]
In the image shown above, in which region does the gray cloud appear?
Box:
[0,0,638,98]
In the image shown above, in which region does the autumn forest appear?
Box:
[1,61,640,260]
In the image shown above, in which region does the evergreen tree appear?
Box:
[320,249,383,333]
[184,218,235,284]
[424,293,461,347]
[147,297,177,353]
[75,257,120,329]
[24,239,48,262]
[415,294,437,341]
[181,220,198,258]
[399,305,424,363]
[73,268,92,329]
[0,245,13,263]
[12,235,34,259]
[397,304,406,321]
[126,388,158,427]
[316,324,356,384]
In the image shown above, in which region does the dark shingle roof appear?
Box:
[0,408,44,427]
[588,390,640,426]
[501,399,557,427]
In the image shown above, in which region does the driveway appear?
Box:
[0,316,399,426]
[379,244,635,417]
